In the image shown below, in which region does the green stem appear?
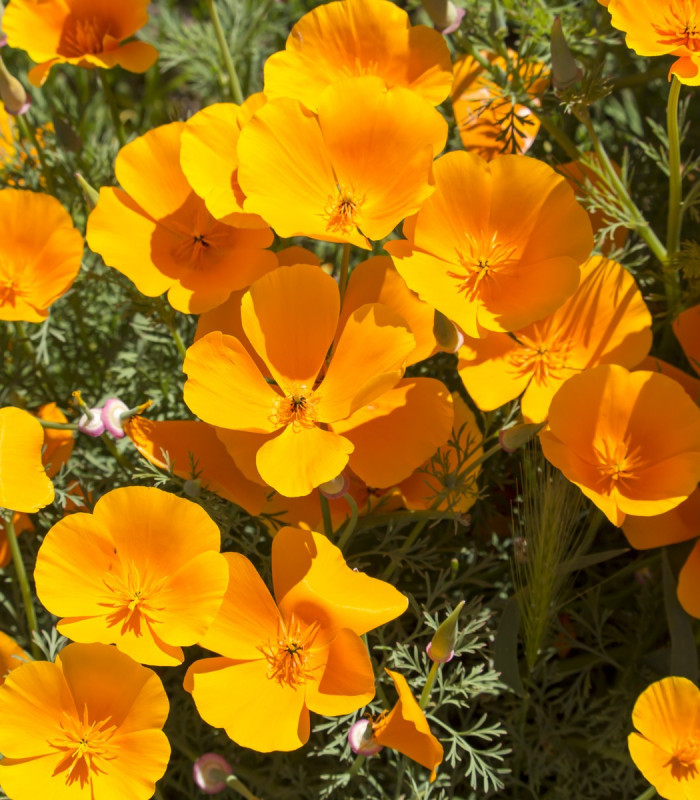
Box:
[347,755,365,778]
[155,300,188,361]
[15,113,55,193]
[336,494,359,551]
[37,420,79,431]
[381,518,428,580]
[666,76,683,278]
[5,515,41,660]
[100,432,132,476]
[529,109,582,161]
[98,70,126,147]
[419,661,440,709]
[225,775,260,800]
[206,0,245,105]
[319,492,333,538]
[632,787,657,800]
[338,243,351,301]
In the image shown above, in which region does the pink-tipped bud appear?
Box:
[319,473,349,499]
[78,407,106,437]
[498,422,546,453]
[348,719,383,756]
[421,0,465,34]
[0,55,30,116]
[427,600,465,663]
[101,398,128,439]
[193,753,233,795]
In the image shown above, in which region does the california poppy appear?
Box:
[34,486,229,666]
[0,642,170,800]
[37,402,75,479]
[386,150,593,337]
[2,0,158,86]
[86,122,276,314]
[0,631,28,685]
[185,527,408,752]
[263,0,453,110]
[0,189,83,323]
[0,406,54,513]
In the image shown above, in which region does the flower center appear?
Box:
[271,387,319,430]
[448,232,518,301]
[669,738,700,779]
[48,707,118,788]
[325,185,363,234]
[652,1,700,51]
[59,15,112,58]
[100,560,167,636]
[0,278,21,306]
[509,335,575,385]
[595,439,644,490]
[259,616,320,689]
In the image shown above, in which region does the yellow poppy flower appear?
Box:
[0,407,54,513]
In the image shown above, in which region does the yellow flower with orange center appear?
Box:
[2,0,158,86]
[34,486,229,666]
[386,150,593,338]
[0,642,170,800]
[263,0,453,111]
[86,121,277,314]
[185,527,408,752]
[237,76,447,248]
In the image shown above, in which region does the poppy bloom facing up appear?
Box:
[34,486,229,666]
[2,0,158,86]
[237,76,447,248]
[0,407,54,513]
[628,676,700,800]
[263,0,453,110]
[540,365,700,526]
[0,189,83,323]
[87,122,277,314]
[386,150,593,338]
[457,256,652,422]
[607,0,700,85]
[186,527,408,752]
[0,642,170,800]
[184,264,417,497]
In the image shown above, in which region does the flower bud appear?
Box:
[0,55,29,116]
[75,173,99,210]
[421,0,465,34]
[78,408,105,438]
[550,17,582,91]
[498,421,546,453]
[426,600,465,663]
[193,753,232,795]
[348,718,383,756]
[101,398,129,439]
[319,472,349,499]
[433,309,464,353]
[183,478,202,498]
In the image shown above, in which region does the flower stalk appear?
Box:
[4,514,41,660]
[665,76,682,306]
[206,0,245,105]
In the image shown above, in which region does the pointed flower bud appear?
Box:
[101,398,129,439]
[550,17,582,91]
[348,718,383,756]
[78,408,105,438]
[433,309,465,353]
[426,600,465,663]
[75,173,100,210]
[193,753,233,795]
[0,55,29,115]
[498,421,546,453]
[421,0,465,34]
[319,472,349,499]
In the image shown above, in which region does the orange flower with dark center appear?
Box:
[3,0,158,86]
[185,527,408,752]
[86,122,276,314]
[386,150,593,337]
[263,0,453,111]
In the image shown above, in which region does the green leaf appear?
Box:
[662,547,698,682]
[494,595,525,696]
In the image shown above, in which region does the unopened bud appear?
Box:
[348,718,383,756]
[319,472,349,499]
[101,398,128,439]
[78,407,105,438]
[433,310,464,353]
[498,421,546,453]
[550,17,582,91]
[183,479,202,498]
[426,600,465,663]
[193,753,232,795]
[421,0,465,34]
[0,55,29,115]
[75,173,99,210]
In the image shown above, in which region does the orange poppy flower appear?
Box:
[124,416,268,516]
[263,0,453,110]
[34,486,229,666]
[451,52,548,160]
[540,364,700,526]
[639,355,700,403]
[399,393,483,513]
[457,256,652,422]
[183,264,416,497]
[185,526,408,752]
[0,631,28,685]
[386,150,593,338]
[2,0,158,87]
[86,122,277,314]
[179,95,268,228]
[607,0,700,85]
[628,676,700,799]
[0,407,54,513]
[36,402,75,479]
[673,304,700,376]
[237,76,447,248]
[0,642,170,800]
[351,669,443,781]
[0,188,83,323]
